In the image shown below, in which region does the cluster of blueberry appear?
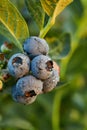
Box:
[7,36,60,105]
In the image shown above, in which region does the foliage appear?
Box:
[0,0,87,130]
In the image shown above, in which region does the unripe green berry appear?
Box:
[1,42,12,53]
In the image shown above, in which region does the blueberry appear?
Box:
[11,75,43,104]
[43,69,60,93]
[31,55,53,80]
[23,36,49,59]
[7,53,30,78]
[11,85,37,105]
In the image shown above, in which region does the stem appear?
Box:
[39,17,54,38]
[52,89,64,130]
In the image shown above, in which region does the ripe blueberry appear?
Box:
[7,53,30,78]
[23,36,49,59]
[11,75,43,104]
[43,69,60,93]
[31,55,53,80]
[11,85,37,105]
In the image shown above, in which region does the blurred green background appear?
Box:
[0,0,87,130]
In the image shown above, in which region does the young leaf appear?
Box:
[49,33,71,59]
[25,0,45,29]
[52,0,73,23]
[39,0,73,38]
[0,0,29,52]
[40,0,59,16]
[40,0,73,18]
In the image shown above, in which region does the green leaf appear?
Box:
[70,0,84,18]
[40,0,73,18]
[56,81,70,89]
[52,0,73,23]
[67,37,87,75]
[40,0,59,16]
[39,0,73,38]
[25,0,45,29]
[49,33,71,59]
[81,0,87,9]
[0,118,35,130]
[0,34,8,45]
[0,0,29,52]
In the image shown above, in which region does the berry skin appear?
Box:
[53,61,60,75]
[31,55,53,80]
[43,69,60,93]
[7,53,30,79]
[23,36,49,59]
[12,85,37,105]
[11,75,43,104]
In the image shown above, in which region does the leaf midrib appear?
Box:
[0,18,23,52]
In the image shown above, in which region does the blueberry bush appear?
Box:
[0,0,87,130]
